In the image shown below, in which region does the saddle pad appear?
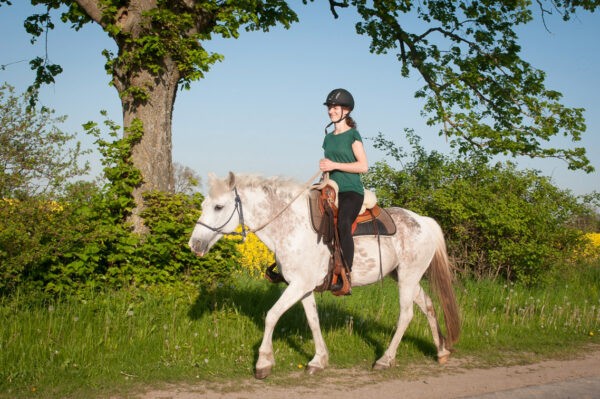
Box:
[308,189,396,237]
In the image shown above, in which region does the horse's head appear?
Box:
[188,172,240,257]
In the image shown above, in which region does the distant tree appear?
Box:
[0,84,89,199]
[173,162,201,195]
[567,192,600,232]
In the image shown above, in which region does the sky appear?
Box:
[1,2,599,196]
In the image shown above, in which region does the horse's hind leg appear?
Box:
[413,283,451,364]
[301,292,329,374]
[373,280,417,370]
[255,282,311,379]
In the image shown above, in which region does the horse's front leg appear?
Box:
[255,282,311,379]
[301,292,329,374]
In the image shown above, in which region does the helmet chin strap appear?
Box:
[324,112,349,135]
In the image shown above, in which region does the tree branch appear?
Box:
[535,0,554,32]
[417,26,478,48]
[328,0,348,19]
[73,0,104,26]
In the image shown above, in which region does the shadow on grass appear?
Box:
[187,279,438,366]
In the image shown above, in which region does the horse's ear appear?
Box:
[227,171,236,190]
[207,172,217,187]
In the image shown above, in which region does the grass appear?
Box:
[1,262,599,398]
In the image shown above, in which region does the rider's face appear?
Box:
[327,105,347,121]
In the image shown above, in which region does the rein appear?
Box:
[251,170,322,235]
[198,170,322,241]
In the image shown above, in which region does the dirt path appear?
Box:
[135,348,600,399]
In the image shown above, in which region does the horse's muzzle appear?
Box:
[189,238,209,257]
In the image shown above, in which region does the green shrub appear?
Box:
[136,191,238,288]
[364,130,595,284]
[0,106,239,298]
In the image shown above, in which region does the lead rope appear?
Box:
[249,169,323,235]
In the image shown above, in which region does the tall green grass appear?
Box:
[2,262,599,398]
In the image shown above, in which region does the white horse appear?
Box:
[188,172,460,379]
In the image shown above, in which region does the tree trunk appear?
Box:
[115,62,180,233]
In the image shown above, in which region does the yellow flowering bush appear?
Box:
[2,198,19,206]
[582,232,600,260]
[46,200,64,212]
[230,232,275,278]
[2,198,64,212]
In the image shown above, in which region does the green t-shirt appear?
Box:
[322,128,364,195]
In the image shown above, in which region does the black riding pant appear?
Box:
[337,191,364,271]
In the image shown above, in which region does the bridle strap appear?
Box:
[196,187,249,239]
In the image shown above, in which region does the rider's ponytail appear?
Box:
[345,114,357,129]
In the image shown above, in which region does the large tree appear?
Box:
[1,0,597,231]
[1,0,297,231]
[336,0,598,171]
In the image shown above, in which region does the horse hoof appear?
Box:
[438,354,450,365]
[254,366,272,379]
[373,363,387,371]
[306,365,324,375]
[373,360,391,370]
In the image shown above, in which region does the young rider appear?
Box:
[319,88,369,291]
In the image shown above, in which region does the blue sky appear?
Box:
[1,2,599,196]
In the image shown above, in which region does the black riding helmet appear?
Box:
[324,88,354,111]
[324,88,354,134]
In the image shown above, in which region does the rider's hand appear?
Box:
[319,158,335,172]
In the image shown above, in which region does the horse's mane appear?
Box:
[208,173,303,198]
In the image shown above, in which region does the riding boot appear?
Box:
[330,274,342,292]
[331,271,351,296]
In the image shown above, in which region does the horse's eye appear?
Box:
[214,204,224,211]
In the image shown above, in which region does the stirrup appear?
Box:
[331,272,351,296]
[265,263,287,284]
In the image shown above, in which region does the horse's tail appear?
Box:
[426,218,461,347]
